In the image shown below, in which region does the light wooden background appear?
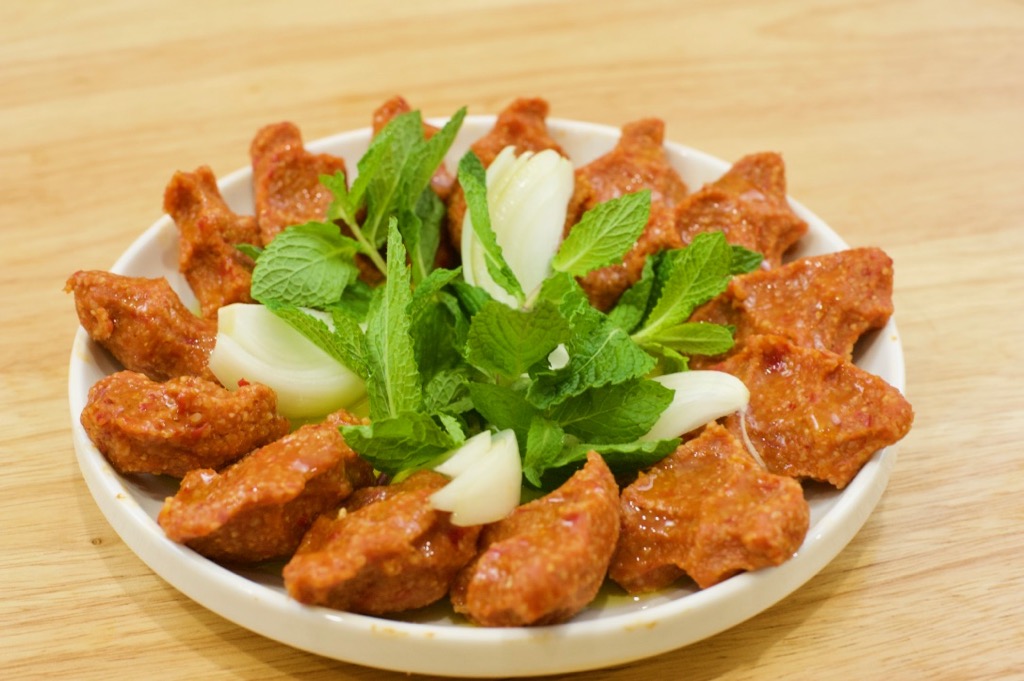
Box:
[3,1,1022,679]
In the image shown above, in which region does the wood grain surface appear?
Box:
[3,1,1022,679]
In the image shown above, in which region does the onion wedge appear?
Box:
[461,146,574,307]
[433,430,493,477]
[640,371,750,441]
[430,429,522,527]
[208,303,366,420]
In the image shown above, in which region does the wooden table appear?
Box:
[4,1,1022,678]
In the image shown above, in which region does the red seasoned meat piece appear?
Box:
[712,335,914,488]
[157,409,374,564]
[689,247,895,363]
[65,270,217,382]
[450,452,620,627]
[447,97,566,248]
[675,152,808,267]
[566,119,688,217]
[609,423,809,592]
[565,118,689,310]
[163,165,257,318]
[80,370,289,477]
[283,471,480,615]
[371,95,458,269]
[250,122,347,245]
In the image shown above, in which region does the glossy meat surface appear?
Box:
[689,247,894,361]
[450,452,620,627]
[713,335,914,488]
[250,121,346,245]
[80,370,289,477]
[283,471,480,615]
[675,152,807,267]
[609,423,809,592]
[157,410,374,563]
[66,270,216,382]
[163,165,256,318]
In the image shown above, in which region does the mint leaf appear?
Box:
[467,382,539,445]
[437,412,466,443]
[423,368,473,414]
[340,411,459,477]
[348,130,390,217]
[611,234,744,365]
[413,266,463,305]
[528,438,680,491]
[644,343,690,373]
[411,285,470,383]
[552,190,652,277]
[639,321,735,357]
[631,232,732,344]
[327,307,370,377]
[401,188,445,284]
[607,257,656,333]
[535,270,592,321]
[457,151,525,304]
[465,299,571,380]
[363,220,421,419]
[335,278,373,320]
[334,108,465,282]
[523,417,567,487]
[565,438,680,477]
[396,109,466,283]
[322,170,357,228]
[235,243,263,261]
[551,379,672,444]
[730,244,764,274]
[449,279,492,317]
[265,302,368,379]
[324,126,395,229]
[401,107,466,204]
[527,307,655,408]
[250,222,360,307]
[361,111,424,249]
[410,268,470,372]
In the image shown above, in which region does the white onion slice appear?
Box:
[462,146,574,307]
[430,429,522,527]
[433,430,492,477]
[640,371,750,441]
[208,303,366,420]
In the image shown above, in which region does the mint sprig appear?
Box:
[241,105,763,490]
[360,111,432,250]
[551,189,651,276]
[631,232,733,343]
[249,222,360,308]
[625,232,761,365]
[363,220,422,420]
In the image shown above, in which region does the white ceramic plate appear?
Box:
[68,116,905,677]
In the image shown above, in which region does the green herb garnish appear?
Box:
[243,106,761,489]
